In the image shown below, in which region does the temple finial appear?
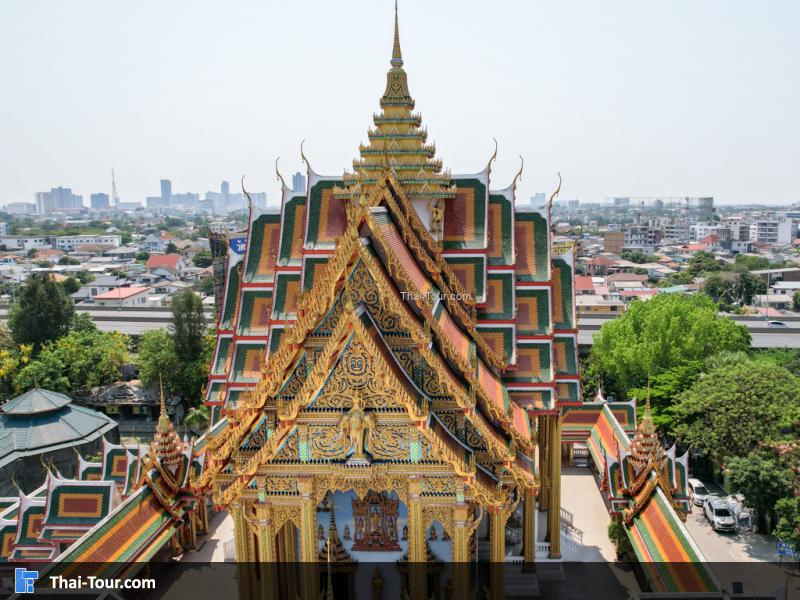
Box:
[158,373,170,431]
[391,0,403,68]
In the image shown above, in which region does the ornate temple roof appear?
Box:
[626,397,663,476]
[338,3,455,203]
[151,383,184,468]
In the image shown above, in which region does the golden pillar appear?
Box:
[489,506,507,600]
[255,503,277,600]
[547,414,562,559]
[451,504,471,600]
[232,502,254,600]
[538,415,550,512]
[407,477,427,600]
[523,487,537,566]
[298,478,318,599]
[277,523,297,600]
[489,506,507,563]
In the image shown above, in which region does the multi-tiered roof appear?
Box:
[337,4,455,204]
[198,4,581,516]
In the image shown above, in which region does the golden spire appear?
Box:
[337,0,454,203]
[153,374,183,467]
[158,374,169,432]
[391,0,403,68]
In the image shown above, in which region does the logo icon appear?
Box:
[229,237,247,255]
[15,568,38,594]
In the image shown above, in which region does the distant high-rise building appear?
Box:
[250,192,267,209]
[292,172,306,193]
[531,192,546,206]
[4,202,36,215]
[160,179,172,203]
[35,187,83,215]
[90,193,110,209]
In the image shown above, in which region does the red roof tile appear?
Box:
[575,276,595,293]
[93,286,150,300]
[145,253,182,270]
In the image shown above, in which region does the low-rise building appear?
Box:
[92,285,151,307]
[54,234,122,252]
[145,253,185,280]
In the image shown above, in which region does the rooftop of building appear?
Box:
[0,388,118,468]
[93,285,150,300]
[145,253,183,271]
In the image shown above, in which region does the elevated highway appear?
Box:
[0,306,798,348]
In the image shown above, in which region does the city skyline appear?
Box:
[1,0,798,206]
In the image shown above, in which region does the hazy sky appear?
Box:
[1,0,798,206]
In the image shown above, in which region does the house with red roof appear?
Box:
[575,275,595,295]
[145,253,185,280]
[92,286,151,307]
[699,234,724,252]
[585,255,616,276]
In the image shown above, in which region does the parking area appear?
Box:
[683,484,790,595]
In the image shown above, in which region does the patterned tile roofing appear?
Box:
[1,388,71,415]
[0,398,117,469]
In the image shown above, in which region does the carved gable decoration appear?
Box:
[312,336,402,411]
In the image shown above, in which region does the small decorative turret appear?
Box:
[627,396,663,475]
[152,378,184,468]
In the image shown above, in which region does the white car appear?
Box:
[704,498,737,532]
[767,320,788,328]
[688,478,709,507]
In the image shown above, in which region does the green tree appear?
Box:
[794,289,800,312]
[774,497,800,554]
[14,329,129,394]
[734,254,769,270]
[61,276,81,295]
[137,327,211,401]
[137,329,181,393]
[184,404,210,433]
[58,255,80,266]
[703,271,766,308]
[9,274,74,351]
[76,271,94,284]
[170,290,206,362]
[70,312,97,333]
[673,361,800,466]
[687,251,725,276]
[136,250,150,262]
[621,249,650,264]
[192,251,212,268]
[165,242,179,254]
[587,293,750,402]
[727,452,794,534]
[199,276,214,296]
[751,349,800,376]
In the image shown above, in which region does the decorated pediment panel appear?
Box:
[311,335,406,411]
[313,260,409,338]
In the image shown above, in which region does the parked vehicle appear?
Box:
[688,478,709,507]
[725,494,753,531]
[704,498,737,532]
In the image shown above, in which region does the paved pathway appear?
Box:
[683,503,792,596]
[560,466,640,596]
[150,510,237,600]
